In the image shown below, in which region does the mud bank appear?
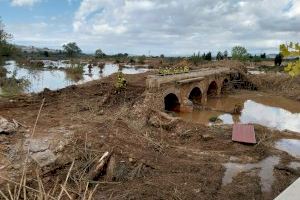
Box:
[0,72,299,199]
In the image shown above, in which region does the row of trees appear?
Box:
[190,47,270,62]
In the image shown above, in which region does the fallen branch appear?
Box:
[87,151,112,180]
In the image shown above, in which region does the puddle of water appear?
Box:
[248,70,265,75]
[275,139,300,158]
[1,60,148,94]
[222,156,280,192]
[289,162,300,169]
[177,91,300,133]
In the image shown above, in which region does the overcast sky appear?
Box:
[0,0,299,55]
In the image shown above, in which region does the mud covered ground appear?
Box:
[0,70,300,200]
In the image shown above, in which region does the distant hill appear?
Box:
[15,45,61,53]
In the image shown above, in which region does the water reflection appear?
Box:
[240,101,300,132]
[275,139,300,158]
[1,60,148,94]
[222,156,280,192]
[178,92,300,133]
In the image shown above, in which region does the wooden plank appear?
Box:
[232,124,256,144]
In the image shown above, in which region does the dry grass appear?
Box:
[248,73,300,100]
[0,98,100,200]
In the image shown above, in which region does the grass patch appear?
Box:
[209,116,219,123]
[0,69,30,96]
[65,62,84,74]
[257,65,284,72]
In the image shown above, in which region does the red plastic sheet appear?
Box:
[232,124,256,144]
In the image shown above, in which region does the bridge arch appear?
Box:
[207,80,218,97]
[164,93,180,111]
[188,87,202,104]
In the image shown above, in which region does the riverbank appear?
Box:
[0,69,300,199]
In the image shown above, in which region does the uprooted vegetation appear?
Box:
[249,73,300,100]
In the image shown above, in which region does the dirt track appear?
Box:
[0,71,300,199]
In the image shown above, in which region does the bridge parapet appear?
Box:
[146,67,231,89]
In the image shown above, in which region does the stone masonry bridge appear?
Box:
[145,67,240,112]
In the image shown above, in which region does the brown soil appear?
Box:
[0,71,300,200]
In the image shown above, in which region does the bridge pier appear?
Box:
[180,98,193,112]
[201,92,208,104]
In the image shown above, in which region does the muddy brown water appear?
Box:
[177,91,300,133]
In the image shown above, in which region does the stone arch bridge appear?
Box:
[145,67,240,112]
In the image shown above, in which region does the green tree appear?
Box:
[95,49,106,58]
[0,18,17,58]
[223,50,228,59]
[62,42,82,57]
[0,18,11,43]
[205,52,212,61]
[216,51,223,60]
[274,54,283,66]
[231,46,248,61]
[260,53,266,59]
[280,42,300,77]
[43,51,49,57]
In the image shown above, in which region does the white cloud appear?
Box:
[70,0,300,55]
[11,0,40,6]
[7,0,300,55]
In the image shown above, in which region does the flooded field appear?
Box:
[178,91,300,133]
[0,60,148,94]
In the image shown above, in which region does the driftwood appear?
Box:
[88,151,112,180]
[148,110,180,130]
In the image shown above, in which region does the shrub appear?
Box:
[209,116,218,122]
[115,72,127,91]
[138,55,146,64]
[158,66,190,75]
[65,62,84,74]
[189,52,202,64]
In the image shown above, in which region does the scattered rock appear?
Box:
[98,109,104,115]
[148,115,161,128]
[25,138,50,153]
[30,150,57,167]
[0,116,17,134]
[54,141,66,153]
[12,164,21,170]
